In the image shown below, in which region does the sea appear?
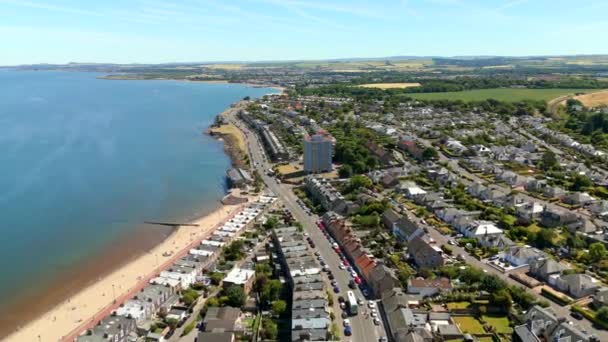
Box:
[0,70,276,336]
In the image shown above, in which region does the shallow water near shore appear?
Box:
[0,70,275,337]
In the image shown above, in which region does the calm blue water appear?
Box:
[0,71,274,304]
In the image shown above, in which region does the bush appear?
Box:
[180,321,196,337]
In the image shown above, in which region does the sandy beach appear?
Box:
[5,203,243,342]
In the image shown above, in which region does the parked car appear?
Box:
[343,319,350,327]
[333,287,340,293]
[348,280,356,289]
[338,296,345,303]
[570,311,583,320]
[373,318,380,326]
[344,326,352,336]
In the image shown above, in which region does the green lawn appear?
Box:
[482,314,512,334]
[406,88,593,102]
[453,316,486,334]
[447,301,471,310]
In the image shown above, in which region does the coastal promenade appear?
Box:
[6,203,246,342]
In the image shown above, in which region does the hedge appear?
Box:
[571,305,608,329]
[540,288,572,306]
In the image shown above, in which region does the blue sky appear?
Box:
[0,0,607,65]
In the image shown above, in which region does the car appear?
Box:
[331,280,338,287]
[350,271,358,278]
[303,232,309,237]
[343,260,350,266]
[340,302,346,310]
[371,311,378,318]
[320,261,326,266]
[570,311,583,320]
[354,277,361,285]
[338,296,345,303]
[322,266,329,272]
[379,337,388,342]
[448,239,456,245]
[310,243,315,248]
[341,311,348,319]
[373,318,380,326]
[348,280,356,289]
[489,255,499,261]
[344,326,352,336]
[333,286,340,293]
[362,289,369,297]
[328,273,335,280]
[343,319,350,327]
[346,266,353,272]
[339,265,346,270]
[314,251,321,256]
[368,301,376,309]
[358,298,364,305]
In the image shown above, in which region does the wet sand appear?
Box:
[2,202,241,342]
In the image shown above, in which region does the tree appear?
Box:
[271,300,287,316]
[338,164,353,178]
[181,289,200,306]
[261,318,278,340]
[345,175,373,194]
[422,147,438,160]
[255,262,272,276]
[540,151,559,171]
[263,216,279,230]
[226,286,246,307]
[209,272,224,285]
[490,289,513,312]
[223,240,245,261]
[460,267,484,285]
[481,275,507,293]
[589,242,607,262]
[206,297,220,307]
[531,228,556,249]
[166,318,179,330]
[261,279,282,304]
[570,173,592,191]
[597,307,608,323]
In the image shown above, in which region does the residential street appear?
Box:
[227,109,386,342]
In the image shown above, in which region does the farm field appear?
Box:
[358,82,421,89]
[406,88,594,102]
[573,90,608,107]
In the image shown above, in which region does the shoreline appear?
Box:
[0,81,271,341]
[5,201,243,342]
[97,74,286,94]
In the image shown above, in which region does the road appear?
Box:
[226,108,385,342]
[414,134,607,228]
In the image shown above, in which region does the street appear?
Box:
[226,109,385,342]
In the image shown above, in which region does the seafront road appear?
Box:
[226,106,386,342]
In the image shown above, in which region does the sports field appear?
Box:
[406,88,592,102]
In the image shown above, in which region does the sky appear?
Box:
[1,0,607,65]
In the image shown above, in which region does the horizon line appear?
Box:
[3,53,608,68]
